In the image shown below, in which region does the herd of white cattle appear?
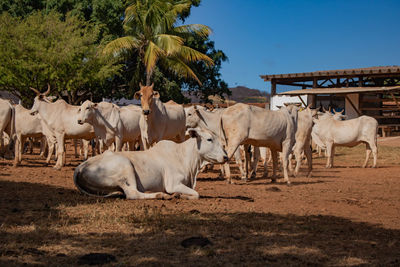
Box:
[0,84,378,199]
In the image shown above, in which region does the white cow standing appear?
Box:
[73,128,228,200]
[77,100,142,151]
[30,87,95,169]
[134,83,186,150]
[13,104,56,166]
[312,111,378,168]
[186,103,299,184]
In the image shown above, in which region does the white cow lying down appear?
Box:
[73,128,228,200]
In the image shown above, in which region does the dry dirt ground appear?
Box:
[0,140,399,266]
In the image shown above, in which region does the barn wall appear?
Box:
[270,95,307,110]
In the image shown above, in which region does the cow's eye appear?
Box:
[207,138,212,142]
[78,108,81,112]
[86,107,89,110]
[188,113,192,116]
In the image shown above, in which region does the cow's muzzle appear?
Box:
[30,111,38,116]
[143,109,150,115]
[77,120,83,125]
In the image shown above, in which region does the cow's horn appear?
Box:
[44,84,51,96]
[29,87,41,95]
[340,108,344,114]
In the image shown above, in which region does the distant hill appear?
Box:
[227,86,269,103]
[183,86,269,104]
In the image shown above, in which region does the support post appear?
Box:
[345,95,362,116]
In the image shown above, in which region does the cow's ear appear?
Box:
[311,109,318,117]
[153,91,160,98]
[134,91,141,100]
[187,128,199,138]
[91,103,98,108]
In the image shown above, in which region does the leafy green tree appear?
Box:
[0,11,121,105]
[103,0,214,86]
[0,0,126,40]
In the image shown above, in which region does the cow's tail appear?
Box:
[73,163,123,198]
[9,102,15,139]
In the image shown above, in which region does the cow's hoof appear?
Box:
[172,192,182,199]
[53,166,62,170]
[227,180,235,184]
[162,193,174,200]
[286,182,292,187]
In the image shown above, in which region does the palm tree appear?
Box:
[103,0,214,86]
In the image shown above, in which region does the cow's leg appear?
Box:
[304,144,312,177]
[46,138,55,164]
[39,136,46,158]
[82,139,89,160]
[165,183,199,200]
[362,143,372,168]
[225,141,242,184]
[270,149,278,183]
[234,146,246,180]
[141,135,150,150]
[249,146,260,179]
[281,140,291,185]
[54,133,65,169]
[13,134,21,167]
[371,141,377,168]
[259,147,268,178]
[114,136,123,152]
[325,142,334,168]
[293,143,304,177]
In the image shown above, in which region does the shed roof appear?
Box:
[260,66,400,81]
[278,86,400,96]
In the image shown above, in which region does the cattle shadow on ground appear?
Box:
[0,180,110,228]
[200,195,255,202]
[197,176,226,182]
[1,208,399,266]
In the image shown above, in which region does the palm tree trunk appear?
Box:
[146,69,153,86]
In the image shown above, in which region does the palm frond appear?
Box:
[144,40,165,75]
[178,46,214,67]
[103,36,141,57]
[155,34,184,55]
[174,24,212,38]
[163,57,202,85]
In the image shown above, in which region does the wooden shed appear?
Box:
[260,66,400,136]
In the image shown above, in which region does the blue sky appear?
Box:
[185,0,400,93]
